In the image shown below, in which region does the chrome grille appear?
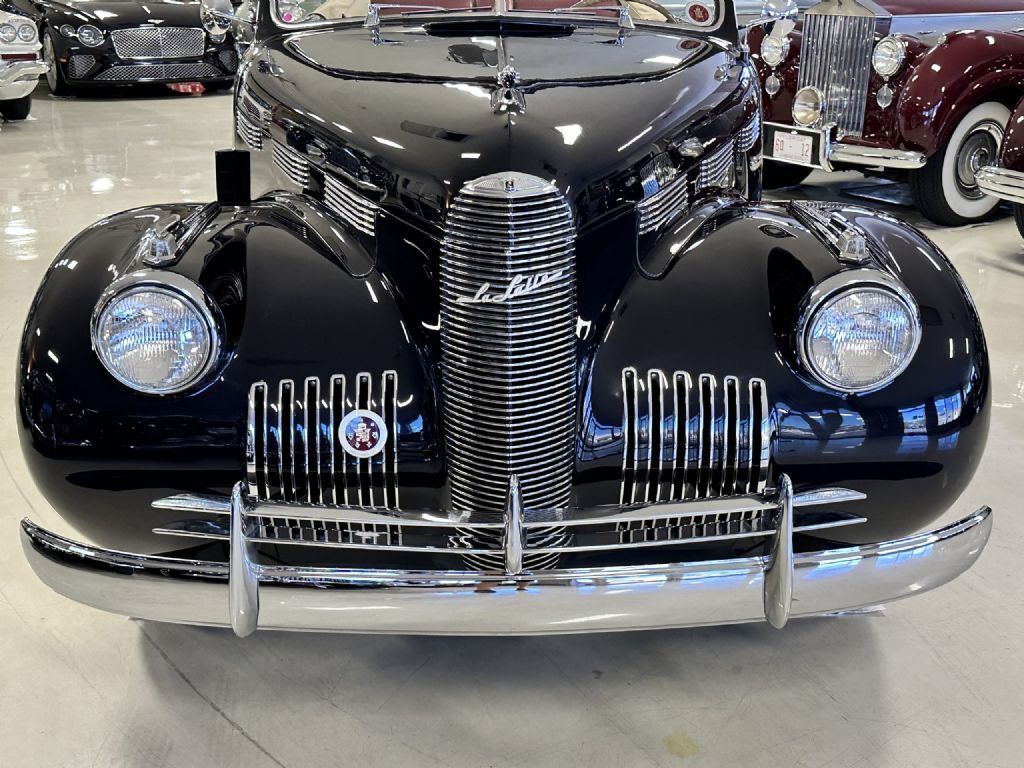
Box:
[68,55,96,79]
[798,11,877,137]
[95,63,222,81]
[620,369,772,505]
[323,174,379,236]
[218,49,239,73]
[272,139,310,188]
[440,172,578,516]
[638,171,690,235]
[236,112,263,151]
[246,372,400,509]
[110,27,205,60]
[699,141,735,190]
[737,112,761,153]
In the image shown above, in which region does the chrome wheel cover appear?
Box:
[43,34,57,92]
[955,120,1003,200]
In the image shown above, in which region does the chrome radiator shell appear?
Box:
[439,173,578,516]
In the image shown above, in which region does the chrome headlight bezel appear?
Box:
[91,272,222,396]
[797,270,922,395]
[792,86,824,127]
[761,33,790,68]
[872,36,906,78]
[0,24,17,44]
[76,24,105,48]
[16,23,37,43]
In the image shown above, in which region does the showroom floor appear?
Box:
[1,83,1022,768]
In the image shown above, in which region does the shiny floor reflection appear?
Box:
[1,85,1022,767]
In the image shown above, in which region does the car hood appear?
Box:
[48,0,203,27]
[250,21,753,228]
[844,0,1023,15]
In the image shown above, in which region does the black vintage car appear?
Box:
[19,0,992,636]
[10,0,238,93]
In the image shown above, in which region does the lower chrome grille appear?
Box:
[95,63,222,81]
[110,27,205,60]
[68,55,96,79]
[440,172,578,516]
[217,49,239,74]
[699,141,736,190]
[246,372,399,509]
[236,112,263,151]
[323,173,378,236]
[799,11,877,136]
[620,369,772,505]
[638,169,690,235]
[737,112,761,154]
[272,140,310,188]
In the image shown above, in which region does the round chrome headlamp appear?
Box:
[799,272,921,394]
[76,24,105,47]
[0,24,17,43]
[16,23,37,43]
[761,34,790,68]
[92,274,220,395]
[792,86,824,127]
[59,24,76,38]
[872,36,906,78]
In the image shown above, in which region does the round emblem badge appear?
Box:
[339,410,389,459]
[687,3,710,23]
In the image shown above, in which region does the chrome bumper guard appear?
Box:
[20,476,992,636]
[976,165,1024,206]
[0,60,48,86]
[765,122,926,172]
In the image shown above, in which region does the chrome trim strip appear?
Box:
[503,475,525,575]
[976,166,1024,206]
[22,504,993,635]
[829,143,926,170]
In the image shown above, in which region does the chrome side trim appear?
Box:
[22,505,993,635]
[322,173,379,236]
[829,143,926,170]
[272,139,310,188]
[976,165,1024,206]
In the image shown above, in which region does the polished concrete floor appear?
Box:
[1,84,1022,767]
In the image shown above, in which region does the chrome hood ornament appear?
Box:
[492,64,526,114]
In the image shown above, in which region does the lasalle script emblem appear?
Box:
[456,269,564,305]
[339,410,389,459]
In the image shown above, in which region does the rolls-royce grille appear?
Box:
[246,372,400,509]
[95,63,222,81]
[323,174,379,236]
[620,369,772,505]
[440,172,578,516]
[110,27,205,60]
[272,139,310,188]
[798,12,877,137]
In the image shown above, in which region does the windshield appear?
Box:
[274,0,723,29]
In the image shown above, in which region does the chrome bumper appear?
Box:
[765,122,927,172]
[976,166,1024,206]
[0,60,48,87]
[20,490,992,636]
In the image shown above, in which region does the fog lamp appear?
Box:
[792,86,824,127]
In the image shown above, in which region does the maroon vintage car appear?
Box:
[751,0,1024,226]
[977,96,1024,236]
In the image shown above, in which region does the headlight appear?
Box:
[92,275,220,395]
[799,272,921,394]
[792,86,824,127]
[17,23,37,43]
[59,24,76,38]
[0,24,16,43]
[872,36,906,78]
[76,24,105,47]
[761,34,790,68]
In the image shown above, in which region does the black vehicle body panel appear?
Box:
[17,14,990,569]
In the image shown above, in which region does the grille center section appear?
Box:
[440,172,578,516]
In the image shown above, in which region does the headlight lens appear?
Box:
[59,24,76,38]
[801,281,920,393]
[761,34,790,68]
[76,24,105,47]
[93,281,219,394]
[792,86,824,127]
[872,36,906,78]
[16,23,36,43]
[0,24,16,43]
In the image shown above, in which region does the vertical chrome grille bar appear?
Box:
[303,377,320,504]
[246,383,262,498]
[696,374,715,499]
[752,378,772,495]
[648,370,668,503]
[620,367,639,505]
[329,374,347,506]
[279,380,295,502]
[722,376,740,498]
[355,373,372,507]
[671,372,692,500]
[382,370,399,510]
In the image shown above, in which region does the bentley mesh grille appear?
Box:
[68,55,96,79]
[95,63,222,81]
[323,174,379,236]
[272,139,310,187]
[798,12,876,136]
[440,173,578,516]
[620,369,772,505]
[246,373,400,509]
[110,27,205,60]
[218,49,239,73]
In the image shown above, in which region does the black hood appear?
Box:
[44,0,204,27]
[249,19,755,227]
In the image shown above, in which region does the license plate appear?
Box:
[772,131,815,165]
